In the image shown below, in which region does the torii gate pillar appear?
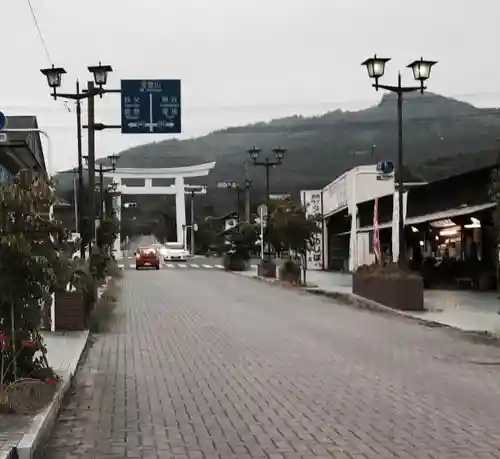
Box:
[174,176,186,243]
[104,162,216,255]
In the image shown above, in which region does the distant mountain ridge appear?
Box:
[54,93,500,211]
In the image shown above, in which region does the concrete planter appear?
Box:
[353,273,424,311]
[54,291,87,331]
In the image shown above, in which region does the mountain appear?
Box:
[54,93,500,214]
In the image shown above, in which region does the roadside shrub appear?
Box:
[279,259,301,284]
[356,262,420,279]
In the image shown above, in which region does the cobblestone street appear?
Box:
[45,269,500,458]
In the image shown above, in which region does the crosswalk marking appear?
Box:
[122,262,259,270]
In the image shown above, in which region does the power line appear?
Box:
[26,0,52,64]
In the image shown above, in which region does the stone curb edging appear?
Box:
[243,273,500,344]
[14,330,90,459]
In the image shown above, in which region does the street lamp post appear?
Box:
[84,154,119,222]
[106,181,119,219]
[184,185,207,255]
[40,62,116,258]
[361,55,437,266]
[248,147,286,260]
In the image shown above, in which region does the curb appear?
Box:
[15,330,90,459]
[305,288,500,344]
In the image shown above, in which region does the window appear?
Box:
[368,231,374,254]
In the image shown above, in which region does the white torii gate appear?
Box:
[103,162,216,254]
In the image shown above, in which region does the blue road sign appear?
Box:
[376,160,394,175]
[0,111,7,131]
[120,79,181,134]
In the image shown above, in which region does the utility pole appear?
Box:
[190,192,195,256]
[185,185,207,255]
[87,81,96,256]
[244,162,251,223]
[75,81,85,258]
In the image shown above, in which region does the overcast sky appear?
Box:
[3,0,500,174]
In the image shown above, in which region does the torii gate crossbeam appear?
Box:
[103,162,215,255]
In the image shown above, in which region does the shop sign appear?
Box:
[323,175,347,214]
[301,190,323,270]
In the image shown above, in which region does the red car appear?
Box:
[135,247,160,270]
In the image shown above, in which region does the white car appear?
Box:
[163,242,189,261]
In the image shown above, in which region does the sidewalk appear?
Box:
[236,266,500,334]
[0,331,88,459]
[304,271,500,334]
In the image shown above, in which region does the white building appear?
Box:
[302,164,413,272]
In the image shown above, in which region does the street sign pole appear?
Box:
[257,204,268,261]
[260,210,264,260]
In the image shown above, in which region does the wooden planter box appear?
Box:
[55,291,87,331]
[258,260,277,278]
[223,255,248,271]
[353,273,424,311]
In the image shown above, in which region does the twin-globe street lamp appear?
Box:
[248,147,287,261]
[361,55,437,265]
[40,62,117,258]
[248,146,286,207]
[83,154,119,222]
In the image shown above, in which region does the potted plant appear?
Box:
[278,259,302,284]
[54,259,97,330]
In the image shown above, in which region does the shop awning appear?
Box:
[406,202,495,225]
[334,202,495,235]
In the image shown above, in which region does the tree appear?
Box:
[223,222,258,270]
[195,217,221,253]
[267,199,320,257]
[92,216,119,282]
[96,216,119,251]
[0,171,72,383]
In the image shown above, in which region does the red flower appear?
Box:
[21,339,37,348]
[0,333,10,350]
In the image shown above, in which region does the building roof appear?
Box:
[0,116,46,175]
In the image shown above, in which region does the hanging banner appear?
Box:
[300,189,323,270]
[373,197,381,263]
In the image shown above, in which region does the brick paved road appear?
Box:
[44,269,500,458]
